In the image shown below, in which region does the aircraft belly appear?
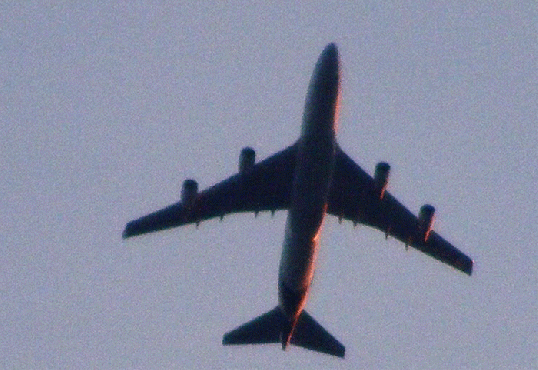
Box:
[280,215,321,292]
[278,134,335,304]
[276,40,339,321]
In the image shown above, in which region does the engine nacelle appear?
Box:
[181,179,198,208]
[418,204,435,242]
[374,162,390,199]
[239,147,255,173]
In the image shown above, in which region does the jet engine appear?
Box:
[418,204,435,242]
[181,179,198,208]
[239,147,255,173]
[374,162,390,199]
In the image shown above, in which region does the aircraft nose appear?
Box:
[315,43,339,84]
[304,43,340,114]
[300,43,341,138]
[322,43,338,62]
[314,43,338,76]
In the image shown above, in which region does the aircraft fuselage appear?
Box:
[278,44,340,332]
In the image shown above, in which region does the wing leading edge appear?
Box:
[123,144,297,238]
[328,146,473,275]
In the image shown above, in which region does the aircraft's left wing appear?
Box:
[328,146,473,275]
[123,144,297,238]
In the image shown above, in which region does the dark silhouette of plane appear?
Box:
[123,43,473,358]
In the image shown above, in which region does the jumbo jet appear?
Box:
[123,43,473,358]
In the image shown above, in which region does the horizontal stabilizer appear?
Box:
[291,310,345,358]
[223,307,284,345]
[223,307,345,358]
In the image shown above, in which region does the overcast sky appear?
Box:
[2,2,536,369]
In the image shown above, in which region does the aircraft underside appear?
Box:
[123,43,473,358]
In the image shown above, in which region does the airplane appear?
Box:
[123,43,473,358]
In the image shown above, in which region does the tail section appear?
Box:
[222,307,285,345]
[291,310,345,358]
[223,307,345,358]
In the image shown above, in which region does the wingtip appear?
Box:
[466,259,474,276]
[122,222,136,239]
[458,257,473,276]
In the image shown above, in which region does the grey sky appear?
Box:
[2,2,536,369]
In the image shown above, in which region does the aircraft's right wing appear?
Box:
[328,146,473,275]
[123,144,298,238]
